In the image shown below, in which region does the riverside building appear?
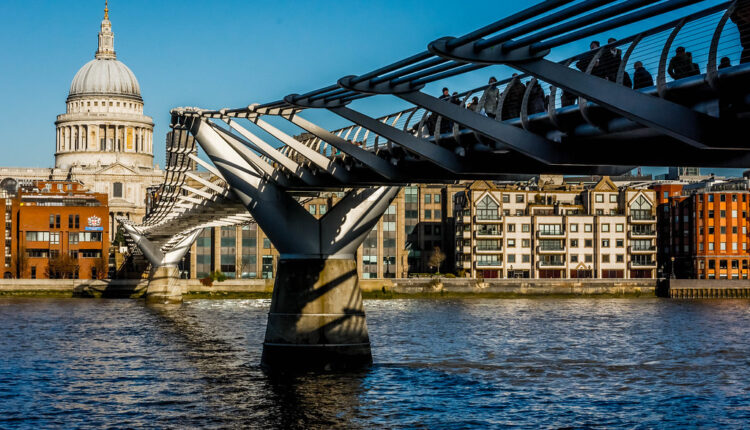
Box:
[651,178,750,279]
[453,177,658,279]
[0,180,109,279]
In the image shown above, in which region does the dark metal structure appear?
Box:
[126,0,750,370]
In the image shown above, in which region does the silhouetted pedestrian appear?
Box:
[632,61,654,90]
[502,74,525,119]
[731,0,750,63]
[686,52,700,76]
[467,96,480,111]
[528,81,546,114]
[668,47,694,80]
[478,77,500,118]
[719,57,732,69]
[561,90,577,107]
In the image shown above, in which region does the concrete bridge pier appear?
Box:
[122,225,202,304]
[189,116,399,371]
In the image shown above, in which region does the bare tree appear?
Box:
[428,246,446,274]
[47,253,78,279]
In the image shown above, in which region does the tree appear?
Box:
[428,246,446,274]
[47,253,78,279]
[92,257,109,280]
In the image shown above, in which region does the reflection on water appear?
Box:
[0,298,749,427]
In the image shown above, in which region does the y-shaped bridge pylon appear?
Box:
[184,113,399,371]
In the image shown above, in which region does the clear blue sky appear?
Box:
[0,0,738,176]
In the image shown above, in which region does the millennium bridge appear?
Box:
[121,0,750,370]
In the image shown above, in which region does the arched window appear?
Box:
[630,195,652,220]
[113,182,123,198]
[477,195,500,220]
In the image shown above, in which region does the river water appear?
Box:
[0,298,749,428]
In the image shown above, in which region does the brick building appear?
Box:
[652,179,750,279]
[0,180,110,279]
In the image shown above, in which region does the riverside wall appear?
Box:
[0,277,656,297]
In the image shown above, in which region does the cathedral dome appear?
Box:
[69,58,141,100]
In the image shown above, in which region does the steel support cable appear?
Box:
[474,0,618,51]
[501,0,664,53]
[446,0,577,49]
[528,0,713,52]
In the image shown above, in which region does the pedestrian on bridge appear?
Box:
[668,46,695,80]
[731,0,750,64]
[632,61,654,90]
[501,74,525,120]
[478,77,500,119]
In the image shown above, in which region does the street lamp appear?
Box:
[670,256,676,279]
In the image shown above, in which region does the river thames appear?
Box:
[0,297,748,428]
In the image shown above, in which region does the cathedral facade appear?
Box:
[0,5,163,237]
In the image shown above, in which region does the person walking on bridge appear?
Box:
[502,74,525,120]
[731,0,750,64]
[632,61,654,90]
[668,47,695,80]
[478,77,500,119]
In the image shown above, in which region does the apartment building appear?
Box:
[652,179,750,279]
[453,177,657,279]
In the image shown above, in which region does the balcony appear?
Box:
[537,260,566,268]
[537,245,565,254]
[629,215,656,224]
[474,215,502,224]
[460,261,471,270]
[629,260,657,268]
[536,230,565,238]
[475,260,503,268]
[461,215,471,224]
[475,246,502,254]
[629,245,656,254]
[474,230,502,239]
[629,230,656,238]
[462,231,471,239]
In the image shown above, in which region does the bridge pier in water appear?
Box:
[189,116,399,371]
[122,225,202,304]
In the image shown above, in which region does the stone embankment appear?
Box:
[662,279,750,298]
[0,277,655,298]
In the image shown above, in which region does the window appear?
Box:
[262,256,274,279]
[570,224,578,232]
[424,210,432,219]
[733,243,738,251]
[585,254,593,263]
[538,224,562,235]
[49,215,54,229]
[522,224,530,233]
[507,239,516,247]
[516,194,524,203]
[602,239,610,247]
[596,209,604,215]
[434,194,440,203]
[709,210,714,219]
[732,260,739,269]
[507,254,516,263]
[709,243,715,250]
[26,231,50,242]
[602,254,610,263]
[585,239,593,247]
[424,194,431,204]
[596,194,604,203]
[708,226,715,235]
[720,194,726,202]
[732,210,738,218]
[721,242,727,251]
[69,232,79,245]
[663,191,669,199]
[521,239,530,248]
[709,260,715,269]
[709,194,714,202]
[721,210,726,218]
[515,210,524,216]
[522,254,530,263]
[434,209,442,219]
[308,205,317,215]
[263,238,271,249]
[616,224,624,232]
[30,267,36,279]
[571,255,578,263]
[80,250,102,258]
[476,239,501,251]
[721,226,727,234]
[570,239,578,247]
[319,204,327,215]
[113,182,123,198]
[50,232,60,245]
[733,226,738,234]
[601,224,610,232]
[630,195,652,220]
[502,194,510,203]
[80,232,102,242]
[507,224,515,232]
[584,224,593,232]
[610,194,617,203]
